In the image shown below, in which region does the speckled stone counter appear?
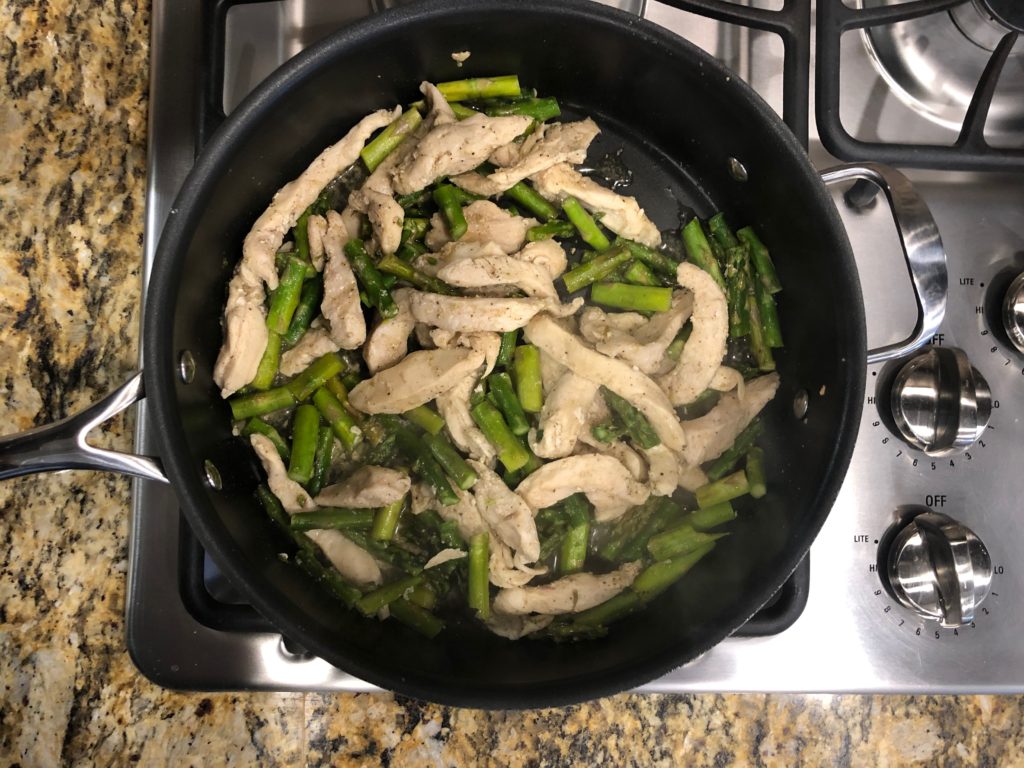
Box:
[2,1,1024,766]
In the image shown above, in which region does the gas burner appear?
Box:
[860,0,1023,139]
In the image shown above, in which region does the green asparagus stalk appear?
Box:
[622,260,660,287]
[487,372,531,436]
[646,523,727,562]
[600,387,660,449]
[229,386,296,421]
[396,189,431,211]
[512,344,543,413]
[705,421,762,481]
[286,353,346,402]
[724,245,752,338]
[615,237,679,277]
[590,421,625,444]
[356,574,423,616]
[423,431,479,490]
[344,239,398,318]
[242,418,291,462]
[312,386,362,451]
[561,247,631,293]
[386,418,460,506]
[468,532,491,619]
[527,220,575,241]
[632,541,716,601]
[484,97,560,122]
[558,495,591,575]
[286,404,320,484]
[256,484,295,535]
[293,548,362,607]
[400,217,430,246]
[681,218,726,290]
[251,331,282,391]
[736,226,783,294]
[496,330,518,368]
[707,212,740,250]
[683,501,737,531]
[266,254,310,334]
[746,447,767,499]
[389,597,444,638]
[289,507,376,531]
[282,277,324,348]
[590,282,673,313]
[377,254,456,295]
[562,197,611,251]
[504,181,559,220]
[449,102,480,120]
[405,582,437,611]
[744,256,776,371]
[470,400,530,472]
[307,425,335,496]
[372,496,406,542]
[695,470,750,508]
[404,405,445,435]
[571,590,641,628]
[361,108,423,172]
[754,274,784,348]
[437,75,521,101]
[433,184,468,240]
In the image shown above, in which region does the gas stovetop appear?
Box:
[129,0,1024,693]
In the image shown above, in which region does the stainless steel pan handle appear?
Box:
[820,163,948,365]
[0,372,167,483]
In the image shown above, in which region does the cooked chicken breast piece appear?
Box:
[489,535,548,588]
[575,434,648,483]
[391,112,532,195]
[305,529,382,588]
[529,372,599,459]
[436,370,497,464]
[213,265,269,398]
[425,200,536,254]
[530,163,661,247]
[279,322,340,377]
[409,292,583,333]
[469,460,541,563]
[307,214,327,272]
[433,241,558,299]
[643,444,680,497]
[518,239,568,281]
[320,210,366,349]
[314,465,410,508]
[515,454,650,522]
[433,485,488,540]
[493,561,643,615]
[452,118,601,195]
[485,613,554,640]
[579,291,694,374]
[424,548,467,570]
[681,373,780,466]
[363,288,416,374]
[348,347,485,414]
[242,107,398,290]
[429,330,502,377]
[249,433,315,513]
[657,263,729,406]
[524,315,686,452]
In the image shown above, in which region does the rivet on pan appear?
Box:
[280,636,313,660]
[179,351,196,384]
[728,157,748,182]
[203,459,223,490]
[793,389,810,420]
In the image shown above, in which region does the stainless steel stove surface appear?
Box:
[129,0,1024,693]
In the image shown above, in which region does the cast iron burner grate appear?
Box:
[817,0,1024,170]
[174,0,815,647]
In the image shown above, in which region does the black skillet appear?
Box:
[0,0,947,707]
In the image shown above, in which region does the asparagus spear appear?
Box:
[724,245,752,338]
[361,108,423,171]
[287,404,320,484]
[484,97,561,122]
[632,541,716,601]
[293,548,362,607]
[746,447,768,499]
[468,532,491,619]
[423,431,478,490]
[377,254,456,295]
[470,400,530,472]
[385,417,460,506]
[681,218,726,290]
[312,386,362,451]
[372,496,406,542]
[561,247,631,293]
[600,387,660,449]
[344,239,398,318]
[496,330,518,368]
[487,372,531,436]
[695,470,750,508]
[229,386,296,421]
[622,260,660,287]
[590,282,673,313]
[744,256,776,371]
[504,181,558,221]
[404,405,446,435]
[437,75,521,101]
[356,574,423,616]
[646,523,726,562]
[433,184,469,240]
[389,597,444,638]
[571,590,641,628]
[736,226,783,294]
[562,197,611,251]
[683,501,737,531]
[282,277,324,348]
[558,495,591,575]
[512,344,543,413]
[251,331,283,391]
[289,508,376,531]
[707,212,740,250]
[615,237,679,277]
[705,420,762,481]
[242,417,291,462]
[286,353,346,402]
[267,254,310,334]
[527,220,575,241]
[400,217,430,246]
[307,425,335,496]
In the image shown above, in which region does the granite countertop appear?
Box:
[2,1,1024,765]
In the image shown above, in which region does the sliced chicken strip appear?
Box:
[315,465,410,508]
[361,188,404,256]
[363,288,416,374]
[434,486,488,540]
[658,263,729,406]
[579,291,694,374]
[529,372,599,459]
[391,112,533,195]
[348,347,485,414]
[681,373,780,466]
[320,210,366,349]
[469,460,541,563]
[305,529,382,588]
[710,366,744,394]
[644,444,680,497]
[485,613,554,640]
[410,482,436,516]
[425,200,536,254]
[434,242,558,299]
[410,293,583,334]
[539,349,567,395]
[429,330,502,377]
[424,549,466,569]
[250,433,315,513]
[531,163,661,247]
[488,121,546,168]
[677,461,709,493]
[279,322,340,377]
[576,434,648,483]
[242,107,398,289]
[453,118,601,196]
[307,214,327,272]
[436,371,497,465]
[518,239,568,281]
[213,265,269,397]
[489,535,547,589]
[524,315,686,452]
[515,454,650,523]
[493,562,643,615]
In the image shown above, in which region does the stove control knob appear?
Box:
[1003,273,1024,355]
[887,512,992,628]
[890,347,991,456]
